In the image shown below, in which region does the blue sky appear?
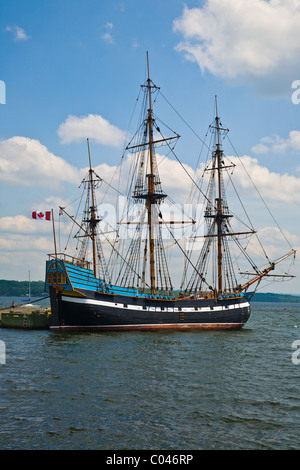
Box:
[0,0,299,294]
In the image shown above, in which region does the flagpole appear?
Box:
[51,208,57,259]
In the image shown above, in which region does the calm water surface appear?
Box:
[0,301,299,450]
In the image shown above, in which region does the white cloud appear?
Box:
[6,25,30,41]
[0,234,51,252]
[0,216,37,234]
[0,230,52,282]
[102,22,114,44]
[241,227,299,278]
[0,136,79,186]
[230,155,300,203]
[0,216,52,279]
[91,152,197,202]
[102,32,113,44]
[156,154,197,199]
[173,0,300,96]
[83,151,300,206]
[57,114,126,147]
[0,215,54,235]
[252,130,300,154]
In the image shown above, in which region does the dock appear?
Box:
[0,305,51,330]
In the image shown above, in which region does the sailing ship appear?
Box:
[45,54,296,331]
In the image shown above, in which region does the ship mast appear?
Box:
[120,53,183,297]
[185,97,296,296]
[124,52,169,296]
[210,96,231,294]
[215,98,223,293]
[59,139,106,279]
[145,52,156,295]
[87,138,98,277]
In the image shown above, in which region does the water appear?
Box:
[0,301,299,450]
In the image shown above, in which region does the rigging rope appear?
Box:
[227,135,294,251]
[159,214,213,291]
[159,90,212,153]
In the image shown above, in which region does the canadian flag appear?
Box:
[32,211,51,221]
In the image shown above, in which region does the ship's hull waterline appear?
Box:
[49,286,250,332]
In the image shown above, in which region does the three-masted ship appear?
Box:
[45,54,296,331]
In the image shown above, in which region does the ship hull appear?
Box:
[49,287,250,332]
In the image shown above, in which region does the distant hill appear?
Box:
[0,279,45,297]
[249,292,300,303]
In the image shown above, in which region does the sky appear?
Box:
[0,0,299,294]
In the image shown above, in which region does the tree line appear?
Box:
[0,280,45,297]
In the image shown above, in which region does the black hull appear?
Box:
[49,287,251,331]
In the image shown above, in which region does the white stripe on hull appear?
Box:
[61,295,249,313]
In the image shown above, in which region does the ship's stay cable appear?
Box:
[159,214,213,291]
[98,222,151,289]
[227,135,294,252]
[157,91,221,212]
[154,124,218,212]
[186,129,212,206]
[225,163,271,264]
[157,91,295,265]
[159,90,211,153]
[156,126,209,289]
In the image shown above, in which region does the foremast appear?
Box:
[58,139,108,281]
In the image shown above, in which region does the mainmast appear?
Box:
[146,52,156,295]
[125,52,168,297]
[139,52,169,296]
[215,98,223,293]
[87,138,98,277]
